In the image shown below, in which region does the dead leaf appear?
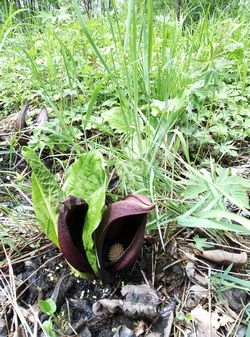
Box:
[51,275,74,311]
[163,311,174,337]
[18,306,36,324]
[15,325,27,337]
[63,318,90,336]
[121,285,160,305]
[191,306,219,337]
[186,262,208,286]
[121,285,160,319]
[134,321,146,336]
[0,277,24,305]
[213,308,234,327]
[199,250,247,269]
[190,305,234,337]
[93,285,160,320]
[92,299,123,315]
[186,285,208,309]
[150,302,175,337]
[223,288,248,312]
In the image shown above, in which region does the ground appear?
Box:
[0,117,249,335]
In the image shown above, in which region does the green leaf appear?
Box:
[173,130,190,164]
[212,266,250,291]
[22,147,62,247]
[39,299,57,315]
[102,107,143,134]
[181,166,250,213]
[184,181,208,199]
[182,170,211,199]
[42,320,57,337]
[63,151,107,274]
[178,215,250,234]
[247,322,250,337]
[84,79,106,129]
[190,235,212,251]
[203,210,250,231]
[150,98,185,118]
[215,173,250,208]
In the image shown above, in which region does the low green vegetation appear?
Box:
[23,147,107,273]
[0,0,249,335]
[1,0,249,247]
[39,298,57,337]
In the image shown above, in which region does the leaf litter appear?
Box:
[0,120,249,336]
[1,224,248,337]
[188,305,234,337]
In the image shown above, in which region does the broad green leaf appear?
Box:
[22,147,62,247]
[215,174,250,208]
[63,151,107,274]
[181,166,250,212]
[150,98,185,117]
[39,299,57,315]
[102,107,143,134]
[182,173,209,199]
[42,320,56,337]
[184,182,208,199]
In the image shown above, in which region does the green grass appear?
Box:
[0,0,250,250]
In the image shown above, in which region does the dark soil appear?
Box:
[1,235,185,337]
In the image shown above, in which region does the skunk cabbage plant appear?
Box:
[62,151,107,274]
[95,195,155,274]
[58,195,92,273]
[23,147,155,282]
[16,102,48,146]
[58,194,155,281]
[16,101,29,130]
